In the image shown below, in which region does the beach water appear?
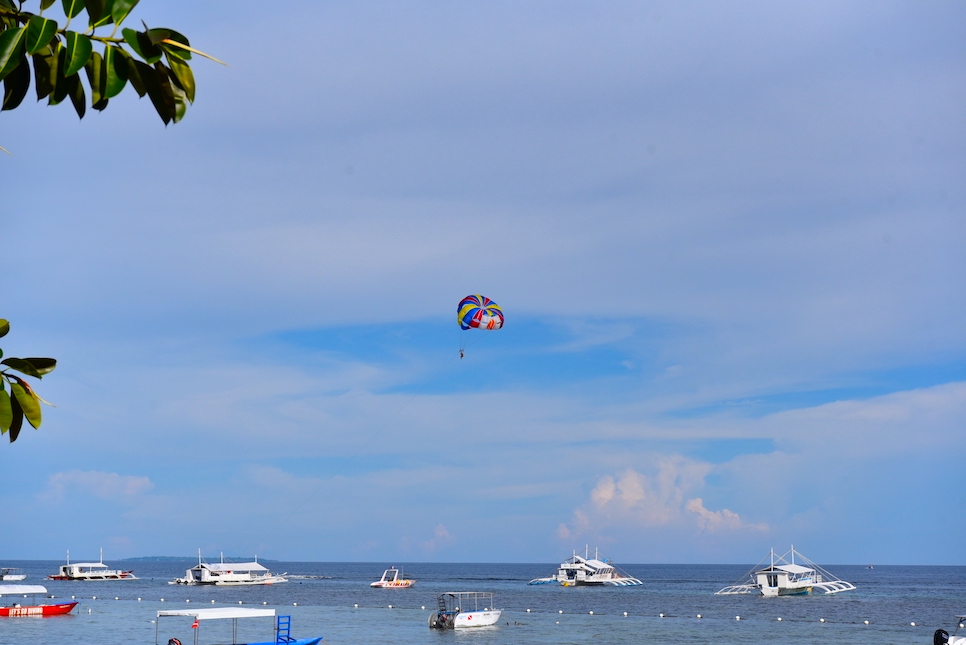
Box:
[0,560,962,644]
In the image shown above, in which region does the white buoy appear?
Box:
[186,599,191,603]
[389,605,393,609]
[354,604,358,608]
[660,613,664,618]
[559,610,563,614]
[526,609,531,613]
[623,612,628,617]
[697,614,702,619]
[911,622,916,627]
[161,598,165,602]
[92,596,97,600]
[555,621,560,625]
[293,603,297,606]
[736,616,740,620]
[71,596,75,599]
[115,597,119,601]
[138,598,141,602]
[864,620,869,625]
[263,602,267,606]
[421,606,425,610]
[238,601,242,605]
[88,608,92,614]
[820,618,825,623]
[777,617,782,621]
[589,611,594,615]
[211,600,215,604]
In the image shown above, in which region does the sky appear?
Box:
[0,0,964,565]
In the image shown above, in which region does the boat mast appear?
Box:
[66,549,70,565]
[100,547,103,564]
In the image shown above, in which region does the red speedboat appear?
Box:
[0,585,77,617]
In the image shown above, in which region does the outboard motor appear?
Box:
[168,639,183,645]
[935,629,950,645]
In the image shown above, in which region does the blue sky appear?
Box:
[1,0,964,564]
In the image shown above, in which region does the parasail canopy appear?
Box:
[458,295,504,331]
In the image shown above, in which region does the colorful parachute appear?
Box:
[457,294,504,331]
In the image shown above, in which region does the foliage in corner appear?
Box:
[0,0,222,124]
[0,319,56,443]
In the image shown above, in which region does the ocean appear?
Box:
[0,560,963,644]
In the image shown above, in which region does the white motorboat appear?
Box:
[169,552,287,586]
[428,592,501,629]
[47,550,137,580]
[528,547,642,586]
[715,546,855,596]
[370,567,415,588]
[934,615,966,645]
[0,568,26,581]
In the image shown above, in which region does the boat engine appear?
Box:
[168,639,182,645]
[428,612,453,629]
[935,629,949,645]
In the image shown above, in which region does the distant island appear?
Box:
[119,556,279,562]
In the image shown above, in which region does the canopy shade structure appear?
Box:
[760,564,814,575]
[205,562,268,573]
[157,608,276,620]
[0,585,48,595]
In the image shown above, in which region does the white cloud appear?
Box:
[685,497,766,533]
[42,470,153,503]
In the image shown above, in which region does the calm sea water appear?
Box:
[0,560,963,644]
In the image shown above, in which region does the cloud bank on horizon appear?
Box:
[0,0,963,564]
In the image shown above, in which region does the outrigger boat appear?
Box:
[0,584,78,617]
[934,615,966,645]
[0,568,26,581]
[370,567,415,588]
[528,547,642,586]
[156,607,321,645]
[47,549,136,581]
[170,552,287,586]
[715,546,855,597]
[428,591,501,629]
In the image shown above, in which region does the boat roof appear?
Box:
[0,585,47,595]
[158,608,276,620]
[201,562,268,572]
[757,563,813,575]
[69,562,109,568]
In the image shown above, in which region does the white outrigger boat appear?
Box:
[170,552,287,586]
[428,592,501,629]
[0,568,26,581]
[715,546,855,597]
[47,550,137,581]
[156,607,321,645]
[370,567,415,588]
[528,547,642,586]
[934,615,966,645]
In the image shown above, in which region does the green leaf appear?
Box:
[62,0,85,19]
[64,31,92,76]
[110,0,137,26]
[84,48,104,107]
[125,28,161,64]
[103,44,126,98]
[83,0,104,23]
[7,392,23,442]
[0,389,11,433]
[22,358,56,376]
[1,358,42,378]
[0,319,8,338]
[163,47,193,102]
[40,0,57,10]
[169,71,186,122]
[25,15,57,55]
[119,48,144,96]
[68,68,85,117]
[0,26,26,81]
[11,381,41,430]
[50,46,71,105]
[91,0,115,28]
[1,54,29,110]
[33,52,54,99]
[134,59,168,124]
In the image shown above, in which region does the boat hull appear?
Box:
[47,572,136,581]
[455,610,501,628]
[0,602,78,617]
[370,581,415,588]
[244,638,322,645]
